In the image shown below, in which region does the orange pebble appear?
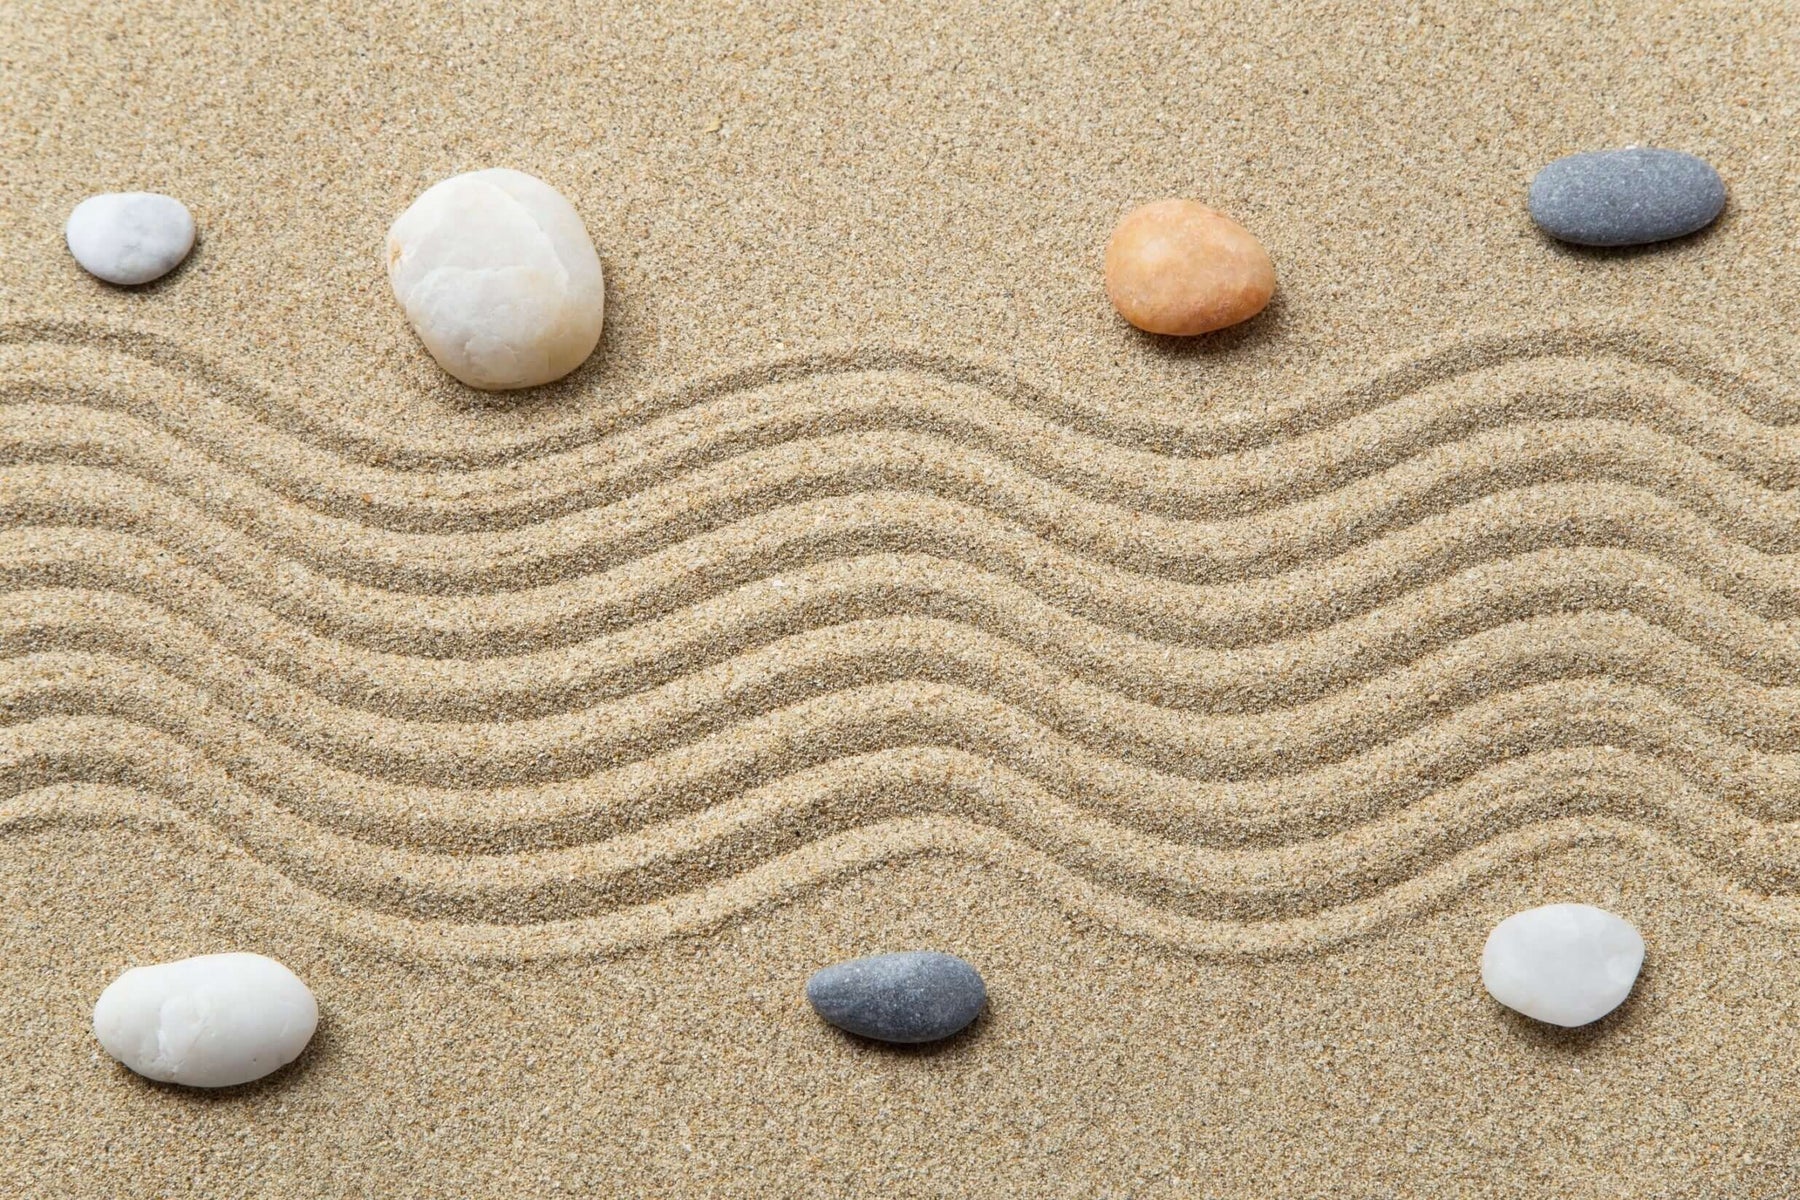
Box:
[1103,199,1275,335]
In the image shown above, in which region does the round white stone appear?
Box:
[92,952,318,1087]
[65,192,196,285]
[385,168,605,390]
[1481,903,1644,1027]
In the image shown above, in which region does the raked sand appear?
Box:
[2,2,1799,1196]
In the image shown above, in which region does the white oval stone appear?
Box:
[65,192,196,285]
[385,168,605,390]
[92,952,318,1087]
[1481,903,1644,1027]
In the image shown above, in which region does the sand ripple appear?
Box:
[2,320,1796,957]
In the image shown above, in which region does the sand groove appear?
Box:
[4,320,1795,466]
[6,560,1796,714]
[5,787,1799,959]
[5,359,1798,533]
[6,487,1796,652]
[5,623,1798,784]
[3,321,1797,955]
[1,738,1798,905]
[6,675,1797,842]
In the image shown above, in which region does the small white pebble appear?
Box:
[1482,903,1644,1027]
[92,952,318,1087]
[65,192,196,285]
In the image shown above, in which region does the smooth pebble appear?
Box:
[1481,903,1644,1027]
[65,192,195,285]
[386,168,605,390]
[1528,148,1725,247]
[806,950,986,1043]
[1104,198,1275,335]
[92,952,319,1087]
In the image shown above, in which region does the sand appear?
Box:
[1,1,1798,1196]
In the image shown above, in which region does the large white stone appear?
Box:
[92,952,318,1087]
[1481,903,1644,1027]
[386,168,605,390]
[65,192,195,285]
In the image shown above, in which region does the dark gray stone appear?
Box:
[1528,148,1725,247]
[805,951,986,1043]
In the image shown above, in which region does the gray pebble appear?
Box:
[1527,148,1725,247]
[805,951,986,1043]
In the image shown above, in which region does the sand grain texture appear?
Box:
[2,2,1798,1196]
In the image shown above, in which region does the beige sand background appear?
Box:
[2,1,1798,1196]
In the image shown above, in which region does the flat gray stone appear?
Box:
[805,951,985,1043]
[1528,148,1724,247]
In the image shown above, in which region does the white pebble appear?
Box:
[92,952,318,1087]
[1481,903,1644,1027]
[65,192,196,285]
[385,168,605,390]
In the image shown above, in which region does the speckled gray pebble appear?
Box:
[1528,148,1725,247]
[805,951,986,1043]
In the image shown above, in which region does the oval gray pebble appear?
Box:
[1527,148,1724,247]
[805,950,986,1043]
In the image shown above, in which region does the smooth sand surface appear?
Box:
[3,2,1798,1196]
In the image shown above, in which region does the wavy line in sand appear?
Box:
[4,349,1796,537]
[4,319,1795,472]
[5,420,1796,595]
[6,667,1797,849]
[3,338,1800,575]
[4,321,1798,953]
[5,553,1795,722]
[6,598,1800,777]
[7,484,1796,657]
[6,782,1799,959]
[7,738,1800,907]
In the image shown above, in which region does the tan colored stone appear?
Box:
[1103,199,1275,336]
